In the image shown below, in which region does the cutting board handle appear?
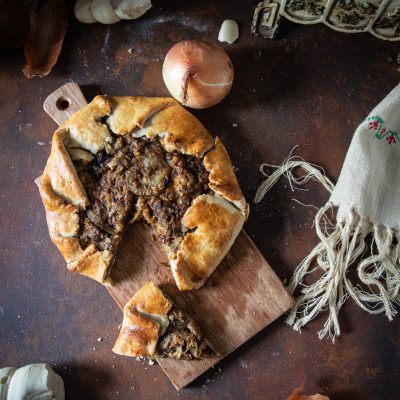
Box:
[43,82,88,126]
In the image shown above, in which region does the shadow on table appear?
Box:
[54,362,114,400]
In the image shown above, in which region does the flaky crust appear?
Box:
[37,95,248,288]
[171,194,245,291]
[36,96,114,284]
[112,282,172,357]
[203,137,247,212]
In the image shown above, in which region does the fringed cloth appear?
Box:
[255,84,400,341]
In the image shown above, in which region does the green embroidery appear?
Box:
[365,115,398,145]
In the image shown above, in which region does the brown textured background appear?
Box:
[0,1,399,399]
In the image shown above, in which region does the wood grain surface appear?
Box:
[43,82,87,125]
[43,82,293,389]
[1,1,400,399]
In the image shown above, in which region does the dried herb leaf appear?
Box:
[23,0,66,78]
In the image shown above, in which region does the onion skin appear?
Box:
[162,40,234,109]
[23,0,67,78]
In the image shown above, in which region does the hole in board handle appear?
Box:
[56,96,70,111]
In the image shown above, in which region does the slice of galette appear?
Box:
[36,95,248,290]
[112,281,218,360]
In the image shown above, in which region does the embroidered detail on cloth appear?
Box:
[366,116,399,145]
[255,84,400,341]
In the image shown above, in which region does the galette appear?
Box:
[113,281,217,360]
[36,96,248,290]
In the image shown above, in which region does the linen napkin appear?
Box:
[255,84,400,340]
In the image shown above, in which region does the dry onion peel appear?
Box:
[162,40,234,109]
[23,0,67,78]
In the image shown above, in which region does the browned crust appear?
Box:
[112,309,160,357]
[203,137,247,213]
[62,95,113,154]
[143,103,214,158]
[36,97,114,284]
[37,173,115,284]
[112,282,172,357]
[110,97,214,158]
[107,96,175,134]
[37,95,247,289]
[129,281,172,316]
[171,194,245,291]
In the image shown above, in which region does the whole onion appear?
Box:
[162,40,234,109]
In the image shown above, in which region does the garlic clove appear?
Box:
[0,367,16,400]
[92,0,121,24]
[218,19,239,44]
[7,364,64,400]
[74,0,97,23]
[111,0,152,20]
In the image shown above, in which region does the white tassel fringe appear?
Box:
[255,151,400,340]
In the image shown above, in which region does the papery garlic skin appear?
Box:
[74,0,97,23]
[6,364,64,400]
[218,20,239,44]
[111,0,152,20]
[92,0,121,24]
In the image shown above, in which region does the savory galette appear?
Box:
[36,96,248,290]
[113,281,217,360]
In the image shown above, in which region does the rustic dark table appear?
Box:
[1,1,399,399]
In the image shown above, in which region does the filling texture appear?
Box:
[73,133,209,255]
[157,306,216,360]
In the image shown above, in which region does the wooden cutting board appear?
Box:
[43,82,294,390]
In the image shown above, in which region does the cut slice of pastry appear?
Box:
[112,282,218,360]
[36,95,248,289]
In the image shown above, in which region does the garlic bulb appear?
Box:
[0,364,64,400]
[75,0,153,24]
[111,0,152,20]
[92,0,121,24]
[74,0,97,23]
[218,20,239,44]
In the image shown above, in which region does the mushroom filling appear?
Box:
[157,307,216,360]
[73,134,209,255]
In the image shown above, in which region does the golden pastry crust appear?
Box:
[203,137,247,212]
[37,95,248,288]
[107,96,214,157]
[112,282,172,357]
[107,96,174,133]
[36,97,114,284]
[171,194,245,291]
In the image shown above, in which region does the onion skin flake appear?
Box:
[23,0,67,78]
